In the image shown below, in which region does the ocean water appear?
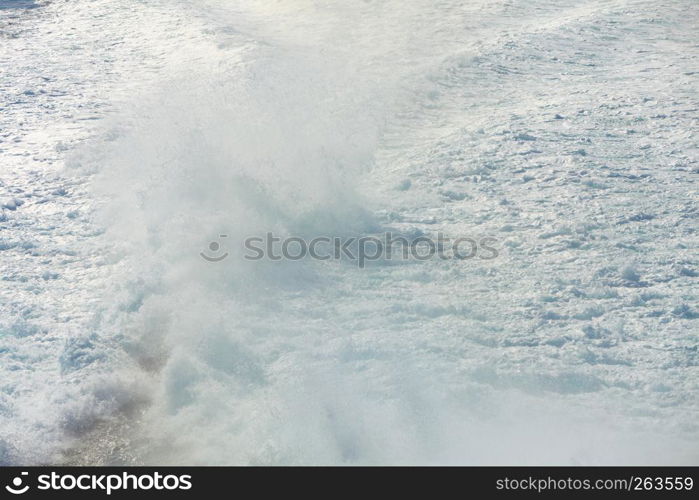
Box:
[1,0,697,465]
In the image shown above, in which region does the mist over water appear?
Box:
[86,1,432,464]
[2,0,697,465]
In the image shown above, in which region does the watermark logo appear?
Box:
[201,231,499,267]
[3,471,194,495]
[200,234,229,262]
[5,472,29,495]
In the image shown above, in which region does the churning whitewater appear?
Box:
[1,0,697,465]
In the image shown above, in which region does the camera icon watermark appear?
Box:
[5,472,29,495]
[200,234,229,262]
